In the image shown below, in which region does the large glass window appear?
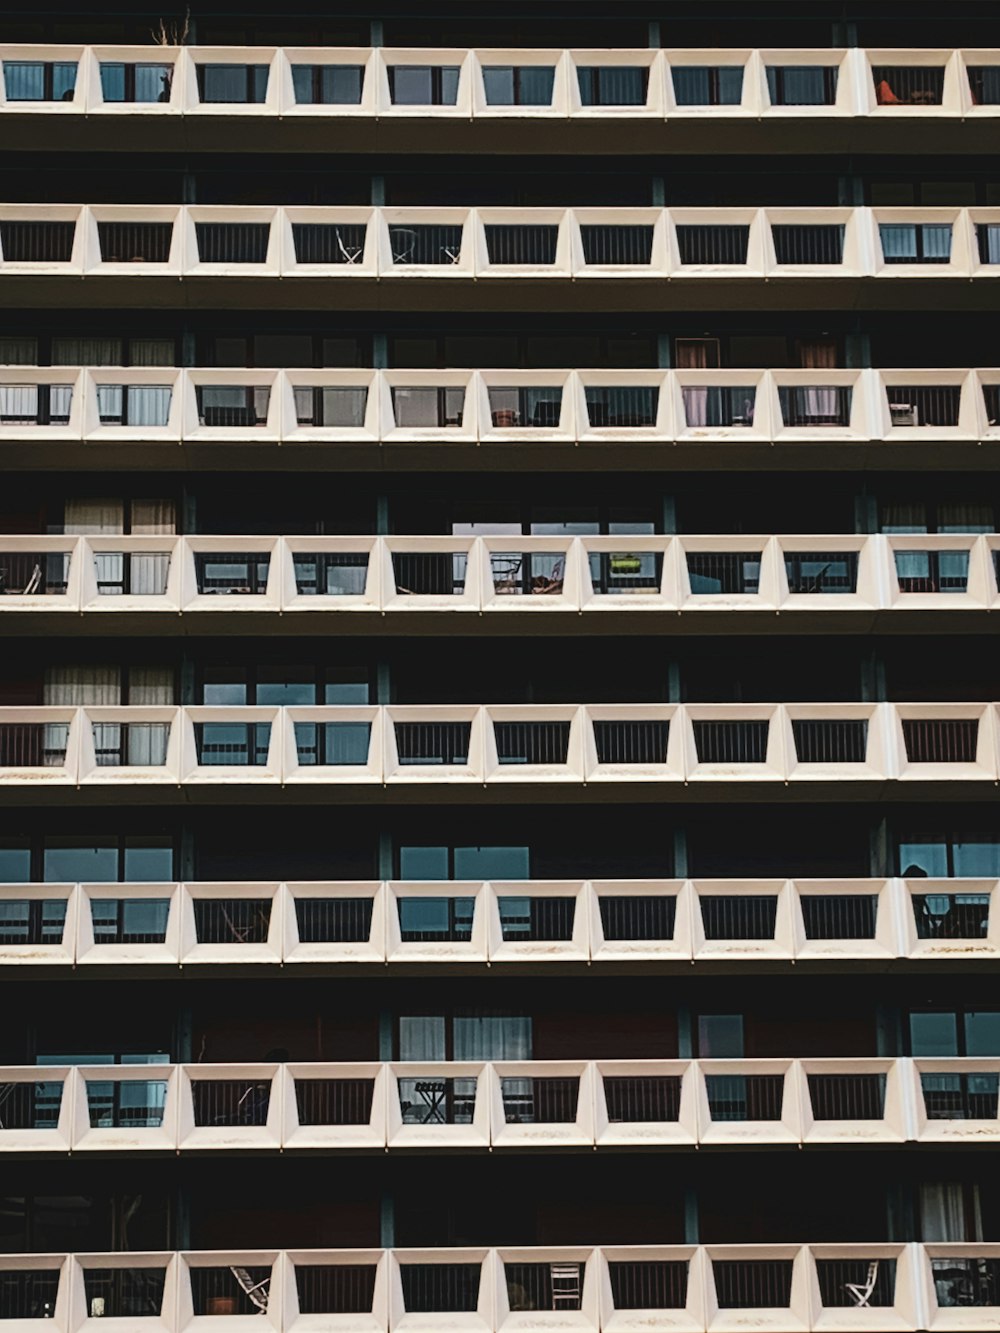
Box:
[672,66,742,106]
[3,61,76,101]
[42,837,172,883]
[898,835,1000,878]
[482,66,555,106]
[388,66,460,106]
[398,1013,531,1060]
[196,64,268,104]
[910,1011,1000,1056]
[399,845,530,880]
[697,1014,744,1057]
[99,63,172,103]
[291,64,363,105]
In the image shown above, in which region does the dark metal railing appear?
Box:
[194,722,272,766]
[484,225,558,265]
[293,551,370,595]
[291,222,366,265]
[192,898,272,945]
[766,65,838,105]
[931,1258,1000,1308]
[506,1262,582,1311]
[921,1072,1000,1119]
[400,1265,480,1312]
[294,1265,376,1314]
[195,387,271,428]
[191,1079,271,1127]
[294,721,372,766]
[395,721,471,765]
[682,385,757,427]
[391,385,465,426]
[816,1259,895,1308]
[392,551,467,595]
[808,1073,886,1120]
[294,1078,375,1125]
[692,721,769,765]
[292,386,369,427]
[82,1269,167,1318]
[599,895,676,941]
[397,895,475,942]
[194,552,270,593]
[873,65,945,105]
[604,1076,681,1122]
[0,553,69,596]
[799,894,878,940]
[686,552,761,594]
[912,892,990,940]
[778,386,852,427]
[491,550,565,594]
[90,898,170,943]
[672,66,743,106]
[93,551,171,596]
[893,549,970,593]
[580,226,653,266]
[977,224,1000,265]
[189,1266,271,1315]
[791,719,868,764]
[701,895,778,939]
[0,221,74,262]
[675,225,749,265]
[0,723,68,767]
[588,551,663,594]
[886,385,961,428]
[593,719,669,764]
[0,1271,61,1320]
[499,897,575,940]
[85,1079,168,1128]
[783,551,858,593]
[577,65,649,106]
[92,723,170,767]
[901,719,978,763]
[584,385,658,425]
[501,1077,579,1123]
[985,385,1000,426]
[713,1260,793,1306]
[609,1261,688,1310]
[968,67,1000,105]
[398,1076,477,1125]
[195,64,269,104]
[0,899,67,946]
[772,224,845,264]
[488,386,563,427]
[389,225,463,265]
[0,1080,63,1130]
[494,721,571,765]
[294,897,373,943]
[97,222,173,263]
[195,223,270,264]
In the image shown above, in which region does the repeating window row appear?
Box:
[2,47,1000,118]
[1,206,998,274]
[6,534,1000,611]
[2,369,1000,441]
[1,879,996,965]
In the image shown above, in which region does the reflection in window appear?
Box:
[3,61,76,101]
[388,66,459,106]
[99,63,172,103]
[291,65,363,105]
[483,66,555,106]
[196,65,268,104]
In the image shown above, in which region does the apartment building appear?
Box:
[1,1,1000,1329]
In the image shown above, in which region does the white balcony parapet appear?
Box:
[0,210,998,282]
[0,371,996,445]
[2,46,1000,123]
[4,534,1000,615]
[2,879,998,968]
[0,704,997,786]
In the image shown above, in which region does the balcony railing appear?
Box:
[0,1080,63,1129]
[0,722,68,767]
[772,223,845,263]
[291,222,365,264]
[783,550,858,593]
[886,384,962,427]
[192,898,272,945]
[580,224,653,265]
[799,894,878,940]
[499,897,575,940]
[901,719,979,763]
[294,1265,376,1314]
[194,552,270,594]
[778,385,852,427]
[816,1258,895,1308]
[676,224,749,264]
[391,551,467,596]
[592,719,669,764]
[0,551,68,595]
[505,1261,582,1311]
[192,1078,271,1127]
[686,551,761,594]
[604,1075,681,1122]
[598,894,676,941]
[389,224,462,265]
[701,895,778,939]
[713,1260,793,1306]
[791,719,868,764]
[190,1266,271,1315]
[97,221,172,263]
[400,1264,479,1312]
[873,65,945,106]
[85,1078,168,1128]
[807,1072,886,1120]
[495,720,570,765]
[912,892,990,940]
[394,720,471,765]
[398,896,474,942]
[921,1072,999,1119]
[0,898,67,945]
[705,1073,784,1121]
[692,720,769,764]
[294,897,372,943]
[0,219,73,261]
[584,385,658,426]
[398,1077,476,1125]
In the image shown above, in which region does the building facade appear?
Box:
[1,1,1000,1328]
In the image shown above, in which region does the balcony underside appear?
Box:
[4,113,999,158]
[2,275,1000,312]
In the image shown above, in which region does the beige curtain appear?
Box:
[129,339,176,367]
[44,665,121,705]
[63,498,124,534]
[128,667,174,705]
[51,337,122,366]
[0,337,38,364]
[677,340,716,428]
[798,341,838,418]
[130,499,177,534]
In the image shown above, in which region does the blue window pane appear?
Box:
[0,845,31,882]
[454,846,530,880]
[135,65,172,102]
[4,63,45,100]
[440,67,460,104]
[954,840,1000,876]
[673,66,742,105]
[291,65,312,102]
[257,680,315,705]
[699,1014,745,1057]
[53,64,76,100]
[323,66,362,104]
[44,844,117,883]
[898,840,949,877]
[966,1013,1000,1056]
[400,846,449,880]
[99,63,126,101]
[484,67,515,104]
[124,843,173,882]
[910,1012,958,1056]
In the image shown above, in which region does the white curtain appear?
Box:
[988,227,1000,265]
[129,386,172,426]
[44,665,121,705]
[924,226,953,261]
[128,667,174,705]
[130,500,177,534]
[51,337,122,366]
[0,338,38,364]
[454,1014,532,1060]
[91,721,168,766]
[920,1183,981,1240]
[677,340,711,426]
[399,1016,446,1061]
[0,385,38,420]
[880,225,916,260]
[129,340,176,367]
[63,499,124,534]
[130,553,171,595]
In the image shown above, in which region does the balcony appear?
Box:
[873,63,945,106]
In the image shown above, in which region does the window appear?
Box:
[873,66,945,106]
[3,61,76,101]
[898,834,1000,878]
[95,385,172,427]
[766,66,837,106]
[398,845,530,880]
[577,66,648,106]
[198,665,369,706]
[697,1014,744,1057]
[398,1013,531,1060]
[482,66,555,106]
[880,224,952,264]
[42,836,173,883]
[671,66,742,106]
[291,65,363,105]
[292,386,368,427]
[388,66,460,106]
[196,64,268,104]
[99,63,172,103]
